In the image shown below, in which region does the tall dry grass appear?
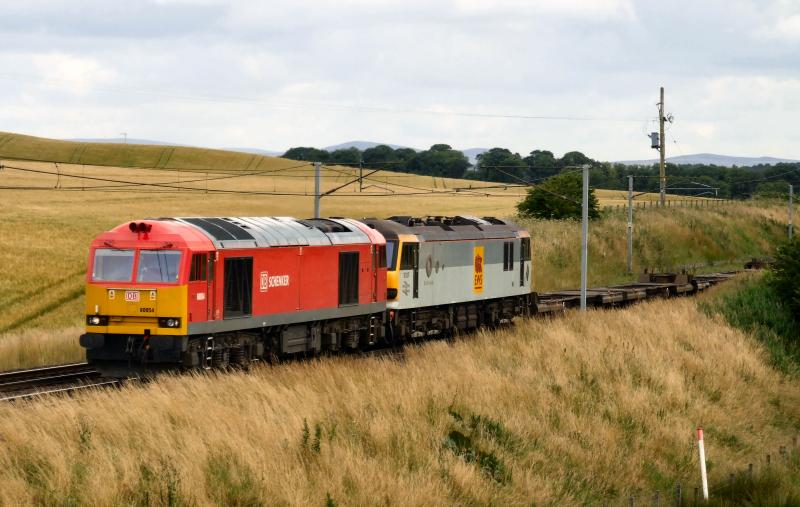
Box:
[0,159,790,371]
[0,295,797,505]
[0,327,83,372]
[524,201,788,291]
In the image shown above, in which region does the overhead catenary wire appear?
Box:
[0,163,524,198]
[0,162,314,192]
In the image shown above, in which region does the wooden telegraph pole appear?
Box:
[658,87,666,206]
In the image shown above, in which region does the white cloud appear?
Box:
[31,53,117,95]
[772,14,800,41]
[0,0,796,160]
[452,0,637,21]
[702,75,800,111]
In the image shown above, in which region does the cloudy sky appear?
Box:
[0,0,798,161]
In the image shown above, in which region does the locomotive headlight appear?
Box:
[86,315,108,326]
[158,317,181,328]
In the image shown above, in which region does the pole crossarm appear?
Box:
[321,168,381,197]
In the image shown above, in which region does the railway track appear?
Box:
[0,362,120,402]
[0,271,738,402]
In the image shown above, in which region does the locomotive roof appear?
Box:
[164,216,376,249]
[361,215,526,241]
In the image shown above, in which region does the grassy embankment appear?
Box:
[0,293,797,505]
[0,133,797,504]
[0,131,793,370]
[703,273,800,377]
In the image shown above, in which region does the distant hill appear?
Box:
[223,147,283,157]
[618,153,798,167]
[67,137,183,146]
[462,148,489,164]
[0,131,296,172]
[69,138,285,158]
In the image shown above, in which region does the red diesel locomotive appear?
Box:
[81,217,388,375]
[81,215,532,376]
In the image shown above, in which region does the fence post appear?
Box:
[766,453,771,466]
[653,490,660,506]
[675,483,682,506]
[748,463,753,479]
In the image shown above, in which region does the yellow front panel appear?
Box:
[386,234,417,300]
[85,284,188,335]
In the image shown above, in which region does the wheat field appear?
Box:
[0,148,797,504]
[0,158,792,371]
[0,287,796,505]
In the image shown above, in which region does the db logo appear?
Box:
[125,290,140,302]
[260,271,290,292]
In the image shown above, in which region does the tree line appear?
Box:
[283,144,799,199]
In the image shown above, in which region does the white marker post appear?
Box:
[697,427,709,501]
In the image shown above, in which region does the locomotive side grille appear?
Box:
[183,217,254,241]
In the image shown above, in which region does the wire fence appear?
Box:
[602,436,799,506]
[604,198,737,213]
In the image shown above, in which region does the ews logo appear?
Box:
[473,246,484,294]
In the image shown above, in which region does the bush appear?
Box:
[516,171,599,220]
[708,275,800,376]
[770,239,800,319]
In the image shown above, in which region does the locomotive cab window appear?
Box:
[400,243,418,270]
[503,242,514,271]
[92,249,135,282]
[137,250,182,283]
[189,253,208,281]
[385,240,398,270]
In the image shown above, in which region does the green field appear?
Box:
[0,131,278,171]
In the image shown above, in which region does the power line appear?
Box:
[0,161,313,191]
[0,163,524,198]
[0,154,312,175]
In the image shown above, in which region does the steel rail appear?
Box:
[0,379,123,402]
